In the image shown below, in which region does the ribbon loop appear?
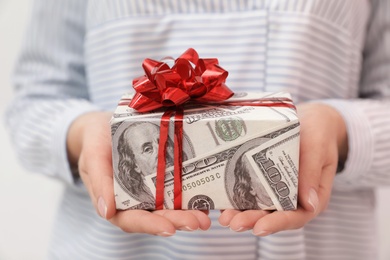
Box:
[129,48,234,112]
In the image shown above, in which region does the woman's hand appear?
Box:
[219,103,348,236]
[67,111,211,236]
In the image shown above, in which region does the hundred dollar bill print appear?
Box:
[244,126,300,211]
[111,92,300,210]
[112,120,196,210]
[143,122,300,210]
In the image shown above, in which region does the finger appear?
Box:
[297,138,323,213]
[83,155,114,219]
[185,210,211,230]
[317,162,337,212]
[218,209,242,227]
[109,210,176,236]
[153,210,207,231]
[227,210,271,232]
[252,207,314,236]
[78,165,96,203]
[82,124,115,219]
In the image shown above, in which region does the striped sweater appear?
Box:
[5,0,390,259]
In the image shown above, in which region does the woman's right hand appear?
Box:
[66,111,211,236]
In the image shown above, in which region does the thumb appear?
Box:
[80,147,116,220]
[90,133,116,220]
[298,147,321,213]
[81,113,116,220]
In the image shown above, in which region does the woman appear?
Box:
[6,0,390,259]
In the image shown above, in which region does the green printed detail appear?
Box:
[215,117,244,142]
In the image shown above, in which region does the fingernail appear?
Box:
[98,197,107,219]
[253,230,271,236]
[157,231,174,237]
[179,226,195,231]
[308,188,319,213]
[230,226,248,232]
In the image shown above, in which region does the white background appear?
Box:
[0,1,389,259]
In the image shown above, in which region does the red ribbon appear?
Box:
[129,48,234,113]
[154,107,184,210]
[129,49,296,210]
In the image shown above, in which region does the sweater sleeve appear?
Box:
[324,0,390,189]
[4,0,99,185]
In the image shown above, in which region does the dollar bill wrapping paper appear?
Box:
[111,91,300,211]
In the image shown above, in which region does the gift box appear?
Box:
[111,49,300,211]
[111,91,300,211]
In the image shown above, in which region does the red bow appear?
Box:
[129,48,234,112]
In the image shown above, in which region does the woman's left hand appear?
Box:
[218,102,348,236]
